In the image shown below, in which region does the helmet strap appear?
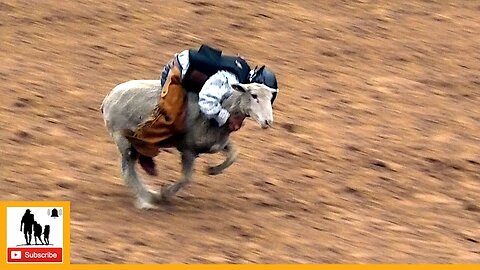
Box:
[248,65,266,82]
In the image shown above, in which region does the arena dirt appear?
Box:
[1,0,480,263]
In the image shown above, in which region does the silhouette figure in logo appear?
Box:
[43,225,50,245]
[33,221,44,245]
[20,209,35,245]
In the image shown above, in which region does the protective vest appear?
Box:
[182,44,251,92]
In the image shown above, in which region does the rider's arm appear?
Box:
[198,71,238,126]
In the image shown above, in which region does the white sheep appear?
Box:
[101,80,277,209]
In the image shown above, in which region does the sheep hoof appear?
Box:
[207,166,223,175]
[134,197,158,210]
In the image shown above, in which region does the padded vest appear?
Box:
[182,44,251,92]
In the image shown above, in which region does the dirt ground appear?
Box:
[1,0,480,264]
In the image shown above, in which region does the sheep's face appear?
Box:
[231,83,277,129]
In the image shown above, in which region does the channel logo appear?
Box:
[6,206,66,264]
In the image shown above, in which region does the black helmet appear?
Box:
[249,65,278,103]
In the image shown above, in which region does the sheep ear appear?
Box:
[231,83,248,93]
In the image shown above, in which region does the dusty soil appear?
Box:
[1,0,480,263]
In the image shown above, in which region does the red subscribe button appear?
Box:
[7,247,63,263]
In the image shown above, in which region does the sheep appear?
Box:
[101,80,277,209]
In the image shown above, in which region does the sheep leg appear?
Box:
[207,142,238,175]
[112,131,159,209]
[160,150,196,200]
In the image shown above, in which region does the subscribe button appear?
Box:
[7,247,63,263]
